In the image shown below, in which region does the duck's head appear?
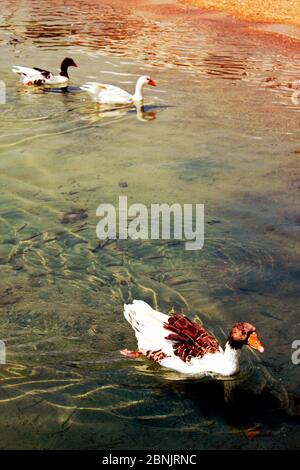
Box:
[228,322,264,352]
[139,75,157,87]
[61,57,78,69]
[60,57,78,77]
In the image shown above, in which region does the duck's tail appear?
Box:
[124,300,154,333]
[12,66,24,75]
[123,300,171,353]
[80,82,107,94]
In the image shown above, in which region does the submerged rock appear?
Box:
[61,208,88,225]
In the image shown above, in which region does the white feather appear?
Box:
[81,81,133,105]
[124,300,173,354]
[81,76,156,105]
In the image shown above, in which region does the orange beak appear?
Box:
[148,78,156,87]
[248,332,264,353]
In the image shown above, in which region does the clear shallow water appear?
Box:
[0,0,300,450]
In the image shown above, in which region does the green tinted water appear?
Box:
[0,0,299,449]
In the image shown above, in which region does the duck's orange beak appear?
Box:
[248,332,264,353]
[148,78,156,87]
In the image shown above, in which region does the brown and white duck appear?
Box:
[121,300,264,377]
[12,57,78,86]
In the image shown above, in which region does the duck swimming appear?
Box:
[121,300,264,377]
[80,75,156,105]
[12,57,78,86]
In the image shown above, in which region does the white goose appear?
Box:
[121,300,264,377]
[12,57,78,86]
[80,75,156,105]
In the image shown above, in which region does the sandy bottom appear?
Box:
[182,0,300,27]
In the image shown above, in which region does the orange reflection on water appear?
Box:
[182,0,300,27]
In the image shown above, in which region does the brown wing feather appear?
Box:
[164,314,220,362]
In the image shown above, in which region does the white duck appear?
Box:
[80,75,156,105]
[121,300,264,377]
[12,57,78,86]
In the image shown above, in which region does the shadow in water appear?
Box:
[43,85,82,93]
[166,377,299,443]
[79,103,172,124]
[130,356,298,434]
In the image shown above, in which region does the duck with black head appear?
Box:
[120,300,264,377]
[12,57,78,86]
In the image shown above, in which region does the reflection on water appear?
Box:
[78,103,158,123]
[0,0,300,450]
